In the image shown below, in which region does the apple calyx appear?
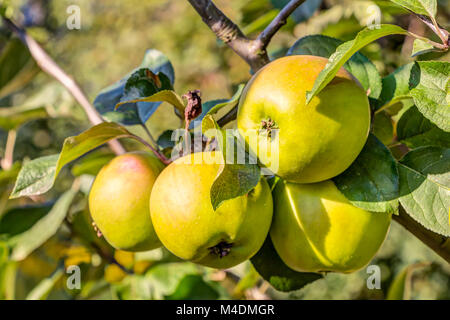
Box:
[260,118,278,138]
[208,241,233,258]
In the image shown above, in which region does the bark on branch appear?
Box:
[187,0,269,71]
[2,17,126,155]
[256,0,306,50]
[187,0,307,72]
[394,206,450,264]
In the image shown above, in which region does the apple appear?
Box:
[149,152,273,269]
[237,55,370,183]
[89,151,164,251]
[270,179,391,273]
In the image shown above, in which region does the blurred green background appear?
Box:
[0,0,449,300]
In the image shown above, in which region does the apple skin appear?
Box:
[237,55,370,183]
[89,151,164,252]
[149,152,273,269]
[270,179,391,273]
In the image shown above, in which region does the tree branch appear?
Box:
[187,0,269,71]
[394,206,450,264]
[188,0,306,126]
[216,105,238,127]
[256,0,306,50]
[2,17,126,156]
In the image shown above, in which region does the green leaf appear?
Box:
[156,130,176,149]
[201,114,224,146]
[0,105,48,131]
[287,35,382,99]
[377,63,415,110]
[306,25,408,104]
[26,267,64,300]
[10,188,77,261]
[145,263,200,299]
[250,236,322,292]
[411,38,436,57]
[117,67,174,121]
[70,152,115,177]
[201,115,261,210]
[397,105,450,148]
[372,111,394,145]
[390,0,437,18]
[94,49,175,125]
[0,204,51,238]
[165,275,220,300]
[333,134,399,213]
[116,90,185,115]
[386,262,429,300]
[210,162,261,211]
[9,154,58,199]
[122,68,173,97]
[0,38,39,98]
[398,147,450,236]
[190,84,245,128]
[10,122,147,198]
[409,61,450,132]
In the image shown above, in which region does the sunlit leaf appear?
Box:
[397,105,450,148]
[94,49,175,125]
[333,134,399,213]
[409,61,449,132]
[411,38,436,57]
[116,90,185,115]
[390,0,437,18]
[288,34,382,99]
[10,122,148,198]
[398,147,450,236]
[306,25,408,104]
[190,84,245,128]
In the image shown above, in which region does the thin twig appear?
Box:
[216,106,238,127]
[134,135,171,165]
[256,0,306,50]
[2,17,126,156]
[414,13,449,47]
[1,129,16,170]
[88,241,134,275]
[188,0,306,126]
[140,124,159,149]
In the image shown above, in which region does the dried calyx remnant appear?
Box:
[260,118,278,138]
[183,90,202,123]
[209,241,233,258]
[182,90,202,152]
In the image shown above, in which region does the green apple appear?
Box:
[89,151,164,251]
[270,179,391,273]
[150,152,273,269]
[237,55,370,183]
